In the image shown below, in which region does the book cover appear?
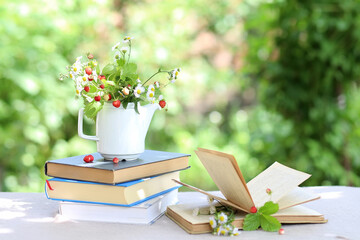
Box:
[59,188,179,224]
[45,150,190,184]
[46,171,181,206]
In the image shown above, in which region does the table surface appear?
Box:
[0,186,359,240]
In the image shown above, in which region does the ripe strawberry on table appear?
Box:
[83,155,94,163]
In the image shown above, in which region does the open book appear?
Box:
[167,148,326,234]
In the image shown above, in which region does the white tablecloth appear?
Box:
[0,186,358,240]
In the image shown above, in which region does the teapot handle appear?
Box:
[78,108,99,141]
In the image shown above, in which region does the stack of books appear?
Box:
[45,150,190,224]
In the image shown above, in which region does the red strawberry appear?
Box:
[250,206,257,213]
[108,94,112,100]
[87,53,94,59]
[94,95,101,101]
[100,84,105,89]
[99,75,106,80]
[83,155,94,163]
[84,86,90,92]
[88,75,94,81]
[127,84,132,88]
[113,157,119,164]
[159,100,166,108]
[112,100,121,108]
[85,67,92,75]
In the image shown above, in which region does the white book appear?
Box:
[59,189,178,224]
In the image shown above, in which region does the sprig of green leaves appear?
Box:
[243,201,281,232]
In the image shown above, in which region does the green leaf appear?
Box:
[258,201,279,215]
[260,215,281,232]
[102,64,116,75]
[116,58,125,67]
[122,101,128,109]
[126,63,137,73]
[84,101,103,121]
[243,213,260,231]
[134,101,140,114]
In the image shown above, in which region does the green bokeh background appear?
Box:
[1,0,360,192]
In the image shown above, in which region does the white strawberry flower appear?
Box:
[218,226,228,236]
[209,216,217,229]
[71,63,82,76]
[120,46,129,53]
[146,89,155,101]
[134,84,145,98]
[123,36,133,43]
[75,83,83,96]
[112,42,121,51]
[75,56,83,62]
[148,84,155,92]
[218,212,228,224]
[231,228,240,236]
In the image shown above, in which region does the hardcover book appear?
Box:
[45,150,190,184]
[167,148,326,234]
[59,188,179,224]
[46,171,180,206]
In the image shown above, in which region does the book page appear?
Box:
[172,179,249,212]
[195,148,254,211]
[277,187,320,209]
[247,162,311,207]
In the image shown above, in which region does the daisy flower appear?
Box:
[112,42,121,51]
[123,36,133,43]
[134,84,145,98]
[209,216,217,229]
[218,212,228,224]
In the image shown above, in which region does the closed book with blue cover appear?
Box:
[45,150,190,184]
[45,171,180,206]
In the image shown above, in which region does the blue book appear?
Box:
[45,171,180,207]
[45,150,190,184]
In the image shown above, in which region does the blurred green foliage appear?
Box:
[0,0,359,192]
[244,0,360,186]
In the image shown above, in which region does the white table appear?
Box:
[0,186,358,240]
